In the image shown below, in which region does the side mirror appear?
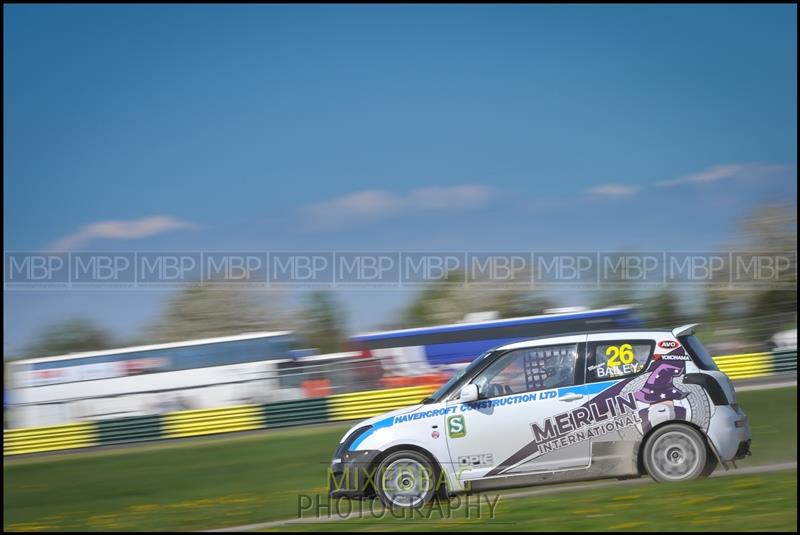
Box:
[459,384,479,403]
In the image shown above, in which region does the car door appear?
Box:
[582,333,657,470]
[444,337,589,483]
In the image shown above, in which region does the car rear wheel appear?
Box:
[643,423,708,482]
[374,450,438,509]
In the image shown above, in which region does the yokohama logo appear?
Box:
[659,354,691,361]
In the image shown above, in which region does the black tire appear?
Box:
[374,450,439,509]
[642,423,709,482]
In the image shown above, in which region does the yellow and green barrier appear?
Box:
[714,350,797,380]
[3,350,796,456]
[263,398,329,428]
[4,422,97,456]
[162,404,264,439]
[328,385,438,421]
[95,414,162,446]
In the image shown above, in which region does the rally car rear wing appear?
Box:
[672,323,700,338]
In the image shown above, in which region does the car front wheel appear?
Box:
[374,450,438,509]
[643,423,709,482]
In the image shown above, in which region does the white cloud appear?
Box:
[305,190,403,220]
[48,215,196,250]
[585,163,793,199]
[656,163,791,187]
[587,184,640,197]
[408,186,494,210]
[303,185,495,228]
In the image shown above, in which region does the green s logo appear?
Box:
[447,415,466,438]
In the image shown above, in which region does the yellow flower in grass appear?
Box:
[86,513,133,530]
[130,504,161,513]
[684,495,715,505]
[691,516,721,525]
[671,511,699,519]
[704,505,735,513]
[608,521,646,530]
[611,493,641,501]
[733,478,764,490]
[607,502,634,509]
[7,523,58,532]
[225,496,258,504]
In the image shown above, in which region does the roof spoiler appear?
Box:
[672,323,700,338]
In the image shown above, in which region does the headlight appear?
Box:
[333,425,372,460]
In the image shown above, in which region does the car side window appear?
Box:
[587,340,653,382]
[471,344,579,399]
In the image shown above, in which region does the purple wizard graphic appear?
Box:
[635,359,688,433]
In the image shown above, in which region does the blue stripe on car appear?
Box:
[350,416,394,450]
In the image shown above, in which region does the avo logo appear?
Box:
[658,340,679,349]
[447,415,467,438]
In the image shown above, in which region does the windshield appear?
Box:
[422,350,499,404]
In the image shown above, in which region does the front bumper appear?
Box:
[328,449,382,499]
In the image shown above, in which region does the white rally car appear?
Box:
[329,325,752,508]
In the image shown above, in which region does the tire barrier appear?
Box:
[4,350,796,456]
[712,350,796,380]
[162,405,264,439]
[263,398,329,428]
[96,415,162,446]
[4,422,97,455]
[771,350,800,374]
[327,385,438,421]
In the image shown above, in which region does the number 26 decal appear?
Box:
[606,343,635,366]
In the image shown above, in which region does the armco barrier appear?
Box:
[3,351,796,456]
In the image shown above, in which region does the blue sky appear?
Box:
[3,5,797,355]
